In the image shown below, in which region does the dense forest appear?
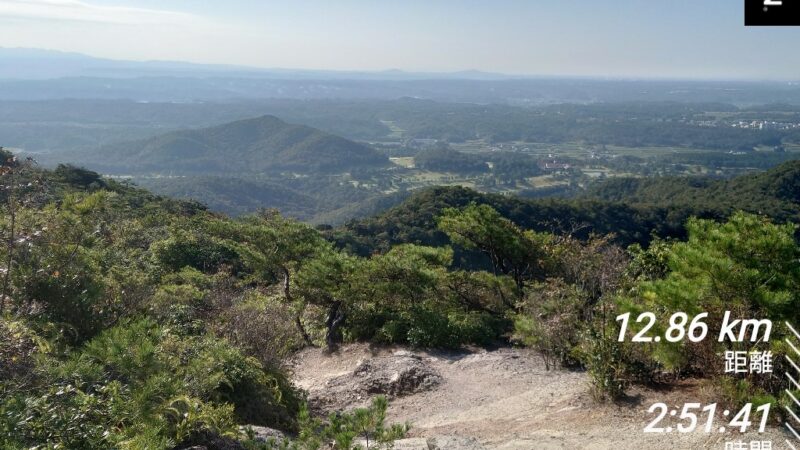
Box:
[2,148,797,448]
[413,145,489,174]
[584,160,800,218]
[330,160,800,260]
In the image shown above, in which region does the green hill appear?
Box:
[331,161,800,260]
[80,115,389,175]
[584,159,800,219]
[330,186,670,258]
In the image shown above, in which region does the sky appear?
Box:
[0,0,799,80]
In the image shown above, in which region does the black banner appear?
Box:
[745,0,800,26]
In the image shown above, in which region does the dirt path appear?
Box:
[288,344,790,449]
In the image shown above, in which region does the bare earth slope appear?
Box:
[289,344,790,450]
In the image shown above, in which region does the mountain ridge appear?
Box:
[0,47,521,81]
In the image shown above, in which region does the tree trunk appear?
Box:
[295,315,313,346]
[513,270,525,298]
[496,284,515,311]
[280,267,291,301]
[325,300,345,350]
[281,266,313,346]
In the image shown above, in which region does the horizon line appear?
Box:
[2,46,799,84]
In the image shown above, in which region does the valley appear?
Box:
[5,98,800,224]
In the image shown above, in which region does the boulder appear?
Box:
[311,352,442,411]
[240,425,287,443]
[426,435,488,450]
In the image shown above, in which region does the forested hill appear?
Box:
[329,160,800,258]
[2,159,208,219]
[75,115,389,175]
[584,159,800,217]
[329,187,676,258]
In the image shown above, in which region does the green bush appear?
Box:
[13,229,108,343]
[404,306,453,348]
[151,228,240,274]
[446,309,503,346]
[0,319,300,449]
[368,304,501,348]
[292,396,408,450]
[0,317,44,383]
[513,279,586,369]
[578,330,630,401]
[149,281,210,335]
[173,334,301,430]
[216,292,304,368]
[618,212,800,403]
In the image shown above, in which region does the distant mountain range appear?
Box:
[4,48,800,104]
[0,47,519,81]
[76,115,389,175]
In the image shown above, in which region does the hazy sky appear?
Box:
[0,0,799,79]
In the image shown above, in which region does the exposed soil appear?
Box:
[288,344,791,450]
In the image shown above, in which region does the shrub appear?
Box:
[295,396,408,450]
[357,303,502,349]
[216,291,303,368]
[151,228,240,274]
[513,279,586,369]
[0,319,301,448]
[15,233,108,343]
[446,309,504,346]
[403,305,453,348]
[619,212,800,403]
[0,317,44,383]
[173,334,302,430]
[578,330,630,401]
[148,269,214,335]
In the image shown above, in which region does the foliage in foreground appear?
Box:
[256,396,409,450]
[2,154,799,447]
[619,212,799,410]
[0,160,475,448]
[510,207,799,409]
[0,318,301,449]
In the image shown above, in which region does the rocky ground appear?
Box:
[288,344,792,450]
